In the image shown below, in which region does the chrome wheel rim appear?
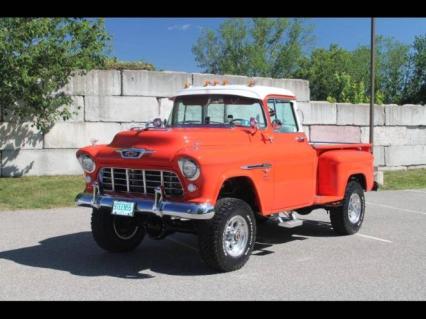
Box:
[113,217,139,240]
[348,193,362,224]
[223,216,249,257]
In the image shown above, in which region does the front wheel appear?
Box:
[330,181,365,235]
[197,198,256,272]
[91,207,145,252]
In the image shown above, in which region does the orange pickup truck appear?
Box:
[75,83,377,272]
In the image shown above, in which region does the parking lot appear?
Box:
[0,189,425,300]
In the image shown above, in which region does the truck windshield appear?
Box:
[169,95,266,128]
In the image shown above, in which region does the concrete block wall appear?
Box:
[0,70,309,176]
[0,69,424,176]
[301,101,426,170]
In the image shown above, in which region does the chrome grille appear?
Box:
[100,168,184,197]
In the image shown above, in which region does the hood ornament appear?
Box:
[116,148,155,159]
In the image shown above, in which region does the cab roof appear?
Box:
[172,85,296,101]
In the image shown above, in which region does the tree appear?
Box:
[0,18,110,132]
[297,37,409,104]
[402,34,426,104]
[296,44,353,101]
[192,18,314,78]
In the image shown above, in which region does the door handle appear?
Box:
[295,136,305,142]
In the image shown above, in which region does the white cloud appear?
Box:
[167,24,191,31]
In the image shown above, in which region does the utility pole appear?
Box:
[369,17,376,152]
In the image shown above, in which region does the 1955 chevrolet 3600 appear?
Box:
[75,82,378,272]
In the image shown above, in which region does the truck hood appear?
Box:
[87,127,253,166]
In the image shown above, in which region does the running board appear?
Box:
[275,212,304,229]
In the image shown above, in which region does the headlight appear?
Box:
[78,154,96,173]
[178,158,200,180]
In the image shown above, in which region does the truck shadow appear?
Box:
[0,220,336,279]
[253,218,335,254]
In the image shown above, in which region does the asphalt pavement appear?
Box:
[0,189,425,300]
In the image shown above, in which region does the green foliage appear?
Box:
[402,35,426,104]
[298,37,410,104]
[0,18,110,132]
[102,57,155,70]
[192,18,314,78]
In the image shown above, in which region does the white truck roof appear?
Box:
[173,85,296,100]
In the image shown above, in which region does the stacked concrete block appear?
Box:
[373,146,385,167]
[360,126,407,146]
[270,78,310,102]
[1,149,81,176]
[1,70,425,176]
[85,96,160,122]
[62,70,121,96]
[158,98,174,120]
[123,70,192,97]
[385,104,426,126]
[298,101,336,125]
[310,125,361,143]
[385,145,426,167]
[0,122,44,150]
[44,122,122,149]
[337,103,385,126]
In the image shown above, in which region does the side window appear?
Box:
[274,100,298,133]
[176,103,202,124]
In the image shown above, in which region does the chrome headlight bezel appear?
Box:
[178,157,200,181]
[78,154,96,174]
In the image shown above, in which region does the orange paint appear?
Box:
[76,89,375,216]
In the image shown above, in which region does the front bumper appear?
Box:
[75,192,215,220]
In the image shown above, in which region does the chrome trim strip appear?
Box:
[142,170,147,194]
[110,168,115,190]
[241,163,272,170]
[125,169,130,192]
[75,193,215,220]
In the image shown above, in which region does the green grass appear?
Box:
[381,168,426,190]
[0,175,85,211]
[0,169,425,211]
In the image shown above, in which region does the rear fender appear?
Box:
[317,150,374,197]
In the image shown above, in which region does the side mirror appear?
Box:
[249,117,258,129]
[152,118,163,128]
[249,117,258,135]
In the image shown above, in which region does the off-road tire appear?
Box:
[330,181,365,235]
[197,198,256,272]
[91,207,145,252]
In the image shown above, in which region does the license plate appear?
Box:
[112,201,135,217]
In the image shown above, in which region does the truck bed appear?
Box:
[309,142,372,155]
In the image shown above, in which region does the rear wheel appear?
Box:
[330,181,365,235]
[197,198,256,272]
[91,207,145,252]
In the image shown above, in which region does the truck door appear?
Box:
[267,99,316,210]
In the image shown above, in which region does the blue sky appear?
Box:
[104,18,426,73]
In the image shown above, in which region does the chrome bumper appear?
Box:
[75,192,215,220]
